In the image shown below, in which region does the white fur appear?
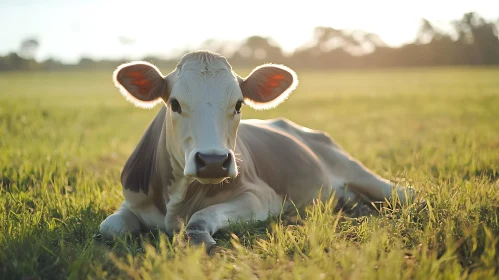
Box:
[165,62,241,182]
[99,202,142,239]
[185,185,285,235]
[123,188,166,229]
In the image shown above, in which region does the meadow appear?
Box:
[0,66,498,279]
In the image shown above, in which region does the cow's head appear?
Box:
[113,51,297,184]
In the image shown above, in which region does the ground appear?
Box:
[0,67,498,279]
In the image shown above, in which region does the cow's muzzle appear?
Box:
[195,152,232,178]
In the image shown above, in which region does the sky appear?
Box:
[1,0,498,63]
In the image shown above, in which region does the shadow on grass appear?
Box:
[0,203,112,280]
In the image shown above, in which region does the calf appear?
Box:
[99,51,414,249]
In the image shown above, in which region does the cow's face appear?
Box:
[113,52,297,184]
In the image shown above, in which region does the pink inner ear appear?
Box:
[126,71,143,79]
[266,74,285,88]
[262,74,286,96]
[126,71,152,96]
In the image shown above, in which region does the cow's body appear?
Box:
[99,51,413,249]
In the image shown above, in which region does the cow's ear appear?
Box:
[113,61,168,109]
[238,64,298,110]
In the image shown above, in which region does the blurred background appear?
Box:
[1,0,498,71]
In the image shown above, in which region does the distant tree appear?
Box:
[416,19,437,44]
[2,11,499,71]
[0,52,32,71]
[452,12,499,64]
[18,38,40,59]
[233,36,284,64]
[78,57,97,70]
[40,58,65,71]
[306,26,385,54]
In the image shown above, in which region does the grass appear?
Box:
[0,66,498,279]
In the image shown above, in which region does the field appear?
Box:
[0,66,498,279]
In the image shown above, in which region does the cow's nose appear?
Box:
[195,152,232,178]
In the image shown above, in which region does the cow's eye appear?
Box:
[235,100,243,114]
[170,99,181,113]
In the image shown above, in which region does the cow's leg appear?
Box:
[336,151,414,205]
[185,189,283,251]
[129,203,167,232]
[321,147,415,205]
[99,202,142,240]
[329,183,381,216]
[345,169,413,205]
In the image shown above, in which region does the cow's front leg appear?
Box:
[185,190,281,251]
[99,202,142,240]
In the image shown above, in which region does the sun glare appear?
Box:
[0,0,497,62]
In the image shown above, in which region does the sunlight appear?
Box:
[0,0,498,62]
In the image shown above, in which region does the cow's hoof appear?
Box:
[186,230,217,253]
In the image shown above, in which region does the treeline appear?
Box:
[1,12,498,72]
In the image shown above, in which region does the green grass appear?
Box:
[1,67,498,279]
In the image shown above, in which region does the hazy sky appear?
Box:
[1,0,498,63]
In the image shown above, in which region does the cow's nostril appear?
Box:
[222,153,231,170]
[195,152,206,168]
[195,152,231,179]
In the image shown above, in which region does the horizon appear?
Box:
[1,0,498,64]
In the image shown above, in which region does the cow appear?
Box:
[99,51,414,250]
